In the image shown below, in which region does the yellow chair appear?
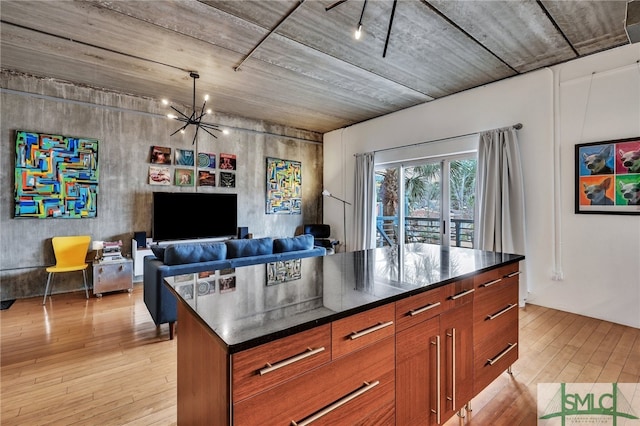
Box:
[43,236,91,304]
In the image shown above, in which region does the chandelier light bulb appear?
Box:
[222,129,230,135]
[167,113,177,119]
[180,129,185,134]
[355,24,362,40]
[161,99,169,105]
[206,108,212,114]
[204,94,210,101]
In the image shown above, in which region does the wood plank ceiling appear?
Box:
[0,0,632,134]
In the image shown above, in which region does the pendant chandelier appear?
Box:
[162,72,221,144]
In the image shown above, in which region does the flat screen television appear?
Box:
[152,192,237,241]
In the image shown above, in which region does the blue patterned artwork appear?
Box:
[266,157,301,214]
[14,131,99,218]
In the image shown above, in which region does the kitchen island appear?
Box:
[165,243,524,425]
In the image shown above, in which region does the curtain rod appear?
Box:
[365,123,523,155]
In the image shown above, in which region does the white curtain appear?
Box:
[475,128,526,255]
[354,152,376,250]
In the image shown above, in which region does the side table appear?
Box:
[93,258,133,297]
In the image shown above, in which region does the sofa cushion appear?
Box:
[273,234,314,253]
[150,245,166,262]
[226,237,273,258]
[163,242,227,265]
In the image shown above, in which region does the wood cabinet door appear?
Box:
[440,302,474,421]
[396,315,440,425]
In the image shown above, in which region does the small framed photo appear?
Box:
[197,271,216,296]
[198,170,215,187]
[220,171,236,188]
[149,165,171,185]
[220,153,236,170]
[175,168,194,186]
[175,149,195,166]
[575,137,640,215]
[198,152,216,169]
[219,276,236,293]
[150,146,171,164]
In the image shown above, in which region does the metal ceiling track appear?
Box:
[234,0,307,72]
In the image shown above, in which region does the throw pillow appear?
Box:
[273,234,314,253]
[226,237,273,258]
[163,242,227,265]
[150,245,166,262]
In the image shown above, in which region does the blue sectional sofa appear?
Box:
[143,235,326,339]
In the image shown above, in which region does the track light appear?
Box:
[355,0,367,40]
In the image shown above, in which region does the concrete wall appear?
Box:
[324,44,640,328]
[0,71,323,300]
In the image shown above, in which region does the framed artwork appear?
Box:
[198,170,216,187]
[175,168,194,186]
[197,271,216,296]
[266,157,301,214]
[220,171,236,188]
[150,146,171,164]
[220,153,236,170]
[14,130,99,218]
[149,165,171,185]
[198,152,216,169]
[176,284,194,300]
[266,259,302,285]
[175,149,194,166]
[219,276,236,293]
[575,137,640,215]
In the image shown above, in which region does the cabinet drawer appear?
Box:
[395,286,444,332]
[232,324,331,402]
[233,337,395,426]
[474,263,520,290]
[474,297,518,347]
[474,326,518,394]
[443,278,475,308]
[332,303,395,359]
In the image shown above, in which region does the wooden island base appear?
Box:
[174,259,521,425]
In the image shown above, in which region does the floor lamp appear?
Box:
[322,190,351,252]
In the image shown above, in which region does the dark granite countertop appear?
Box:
[164,243,524,353]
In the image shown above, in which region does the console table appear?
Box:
[165,243,524,425]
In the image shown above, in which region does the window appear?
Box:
[375,154,477,248]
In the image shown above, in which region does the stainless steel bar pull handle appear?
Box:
[505,271,522,278]
[487,342,518,366]
[430,335,441,425]
[449,288,475,300]
[259,347,326,376]
[480,278,502,288]
[290,380,380,426]
[451,328,456,409]
[486,304,517,321]
[349,321,393,340]
[409,301,441,316]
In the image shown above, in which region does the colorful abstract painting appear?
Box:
[266,259,302,285]
[14,131,99,218]
[266,157,301,214]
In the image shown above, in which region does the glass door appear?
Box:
[375,155,476,248]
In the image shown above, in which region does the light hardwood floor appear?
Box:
[1,285,639,425]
